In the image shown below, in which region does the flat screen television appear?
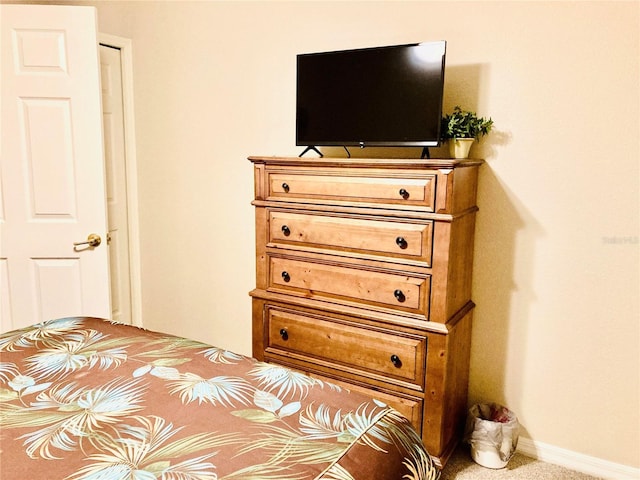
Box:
[296,41,446,156]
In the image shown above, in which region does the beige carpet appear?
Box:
[440,445,602,480]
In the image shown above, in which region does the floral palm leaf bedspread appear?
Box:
[0,317,439,480]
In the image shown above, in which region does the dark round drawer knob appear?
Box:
[282,182,290,193]
[281,225,291,236]
[395,236,407,249]
[281,271,290,282]
[390,354,402,368]
[399,188,409,199]
[279,328,288,341]
[394,289,405,302]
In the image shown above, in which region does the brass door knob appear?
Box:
[73,233,102,248]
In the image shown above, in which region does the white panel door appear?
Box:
[0,5,111,332]
[100,44,132,325]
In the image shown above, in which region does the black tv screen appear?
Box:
[296,41,446,149]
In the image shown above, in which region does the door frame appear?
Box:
[99,33,142,327]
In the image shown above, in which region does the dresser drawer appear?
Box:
[268,210,433,265]
[266,307,426,388]
[267,171,436,210]
[269,256,430,314]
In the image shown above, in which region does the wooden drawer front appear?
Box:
[268,172,436,210]
[269,210,433,265]
[269,256,430,314]
[266,308,426,386]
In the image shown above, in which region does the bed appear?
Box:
[0,317,440,479]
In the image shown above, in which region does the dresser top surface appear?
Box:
[248,156,484,169]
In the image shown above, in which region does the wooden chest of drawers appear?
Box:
[249,156,482,466]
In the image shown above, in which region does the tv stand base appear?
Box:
[298,146,323,157]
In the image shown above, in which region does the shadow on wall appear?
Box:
[438,63,508,160]
[469,165,544,441]
[441,63,485,115]
[435,62,509,160]
[441,62,546,440]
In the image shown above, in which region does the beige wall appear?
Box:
[13,0,639,470]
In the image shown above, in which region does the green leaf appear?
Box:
[441,106,494,140]
[337,432,357,443]
[58,404,81,412]
[231,409,278,423]
[0,388,18,402]
[144,461,171,474]
[152,358,191,367]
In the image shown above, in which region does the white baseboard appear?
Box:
[517,437,640,480]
